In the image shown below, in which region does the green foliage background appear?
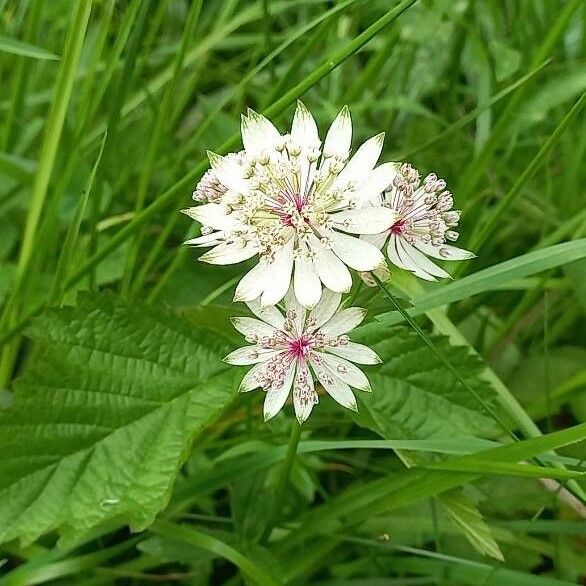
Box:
[0,0,585,584]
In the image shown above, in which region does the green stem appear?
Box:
[260,422,302,543]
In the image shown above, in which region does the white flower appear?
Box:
[362,163,475,281]
[224,289,381,423]
[184,102,396,308]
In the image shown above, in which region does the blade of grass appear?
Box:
[0,0,93,386]
[374,240,586,326]
[151,520,281,586]
[279,423,586,550]
[466,92,586,256]
[0,0,419,337]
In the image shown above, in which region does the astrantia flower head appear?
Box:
[184,102,397,308]
[224,289,380,423]
[362,163,475,281]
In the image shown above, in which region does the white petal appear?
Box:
[309,289,341,330]
[414,240,476,261]
[312,362,357,411]
[323,105,351,159]
[319,352,371,391]
[231,316,276,340]
[234,261,269,302]
[199,242,258,265]
[224,345,281,365]
[207,152,248,193]
[184,230,225,247]
[182,204,240,231]
[309,236,352,293]
[400,240,451,279]
[241,110,282,156]
[260,238,294,307]
[330,207,396,235]
[361,231,389,250]
[293,361,318,424]
[294,255,322,308]
[351,162,399,204]
[387,235,434,281]
[245,299,285,330]
[325,342,381,365]
[334,132,385,189]
[284,286,306,336]
[264,361,296,421]
[387,236,439,281]
[328,230,386,271]
[239,362,268,392]
[291,101,320,149]
[319,307,366,337]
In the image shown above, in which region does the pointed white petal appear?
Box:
[231,316,276,340]
[207,151,248,193]
[245,299,285,330]
[294,255,322,308]
[319,307,366,337]
[334,132,385,189]
[361,231,389,250]
[312,361,357,411]
[260,238,295,307]
[351,162,398,205]
[400,240,451,279]
[319,352,372,391]
[182,204,241,232]
[264,360,296,421]
[309,236,352,293]
[330,207,396,235]
[198,241,258,265]
[293,361,317,424]
[323,105,351,159]
[389,237,437,281]
[284,286,306,336]
[291,101,320,149]
[234,261,269,302]
[328,230,385,271]
[386,235,434,281]
[184,231,225,247]
[414,241,476,261]
[309,288,341,330]
[241,110,282,156]
[224,345,281,365]
[325,342,381,365]
[239,362,268,392]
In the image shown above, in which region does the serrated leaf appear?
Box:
[353,326,498,440]
[438,489,504,561]
[0,293,240,546]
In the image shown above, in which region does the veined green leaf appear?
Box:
[438,490,504,561]
[0,294,239,546]
[353,326,498,439]
[375,240,586,326]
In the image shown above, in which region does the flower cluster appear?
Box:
[185,103,473,422]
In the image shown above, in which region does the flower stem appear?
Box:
[260,422,302,543]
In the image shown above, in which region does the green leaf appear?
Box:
[0,293,239,546]
[0,34,59,60]
[353,326,498,440]
[375,240,586,326]
[438,490,504,561]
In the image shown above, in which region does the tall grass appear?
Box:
[0,1,585,585]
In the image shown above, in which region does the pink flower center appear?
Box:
[390,219,406,235]
[287,335,312,360]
